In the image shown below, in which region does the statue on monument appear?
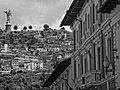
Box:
[4,9,12,23]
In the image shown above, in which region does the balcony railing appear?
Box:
[98,0,120,13]
[78,71,102,87]
[85,71,101,84]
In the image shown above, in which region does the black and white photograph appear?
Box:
[0,0,120,90]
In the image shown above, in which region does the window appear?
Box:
[80,21,83,45]
[66,70,69,79]
[96,4,98,21]
[85,13,87,31]
[84,56,88,73]
[93,3,95,24]
[87,14,90,29]
[61,83,64,90]
[80,21,83,38]
[97,47,101,70]
[90,43,96,70]
[107,37,113,63]
[79,22,82,46]
[77,30,79,45]
[83,21,86,39]
[80,55,83,75]
[93,43,96,70]
[90,5,93,34]
[76,62,79,78]
[78,63,80,77]
[73,30,76,51]
[74,60,77,79]
[102,13,106,23]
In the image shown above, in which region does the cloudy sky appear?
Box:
[0,0,73,30]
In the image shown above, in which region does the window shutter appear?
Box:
[93,3,95,24]
[90,5,93,34]
[96,4,98,21]
[97,47,101,70]
[85,13,87,31]
[78,63,80,77]
[73,30,76,51]
[80,21,83,38]
[79,22,82,46]
[80,55,83,75]
[107,37,114,64]
[91,43,96,70]
[74,60,76,79]
[88,14,90,29]
[83,21,86,39]
[85,56,88,73]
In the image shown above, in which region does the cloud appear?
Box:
[0,0,73,30]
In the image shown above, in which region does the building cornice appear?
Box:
[60,0,86,27]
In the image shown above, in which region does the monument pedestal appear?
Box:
[5,22,11,31]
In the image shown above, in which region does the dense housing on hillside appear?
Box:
[0,25,73,78]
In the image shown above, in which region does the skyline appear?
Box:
[0,0,73,30]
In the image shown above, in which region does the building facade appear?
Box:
[60,0,120,90]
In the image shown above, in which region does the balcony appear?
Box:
[98,0,120,13]
[85,71,101,85]
[78,71,102,88]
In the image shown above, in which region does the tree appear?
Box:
[23,26,27,31]
[43,24,49,31]
[13,25,18,30]
[28,25,32,30]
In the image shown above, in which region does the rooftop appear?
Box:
[60,0,86,27]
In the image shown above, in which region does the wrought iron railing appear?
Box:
[78,71,101,86]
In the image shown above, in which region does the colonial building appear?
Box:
[60,0,120,90]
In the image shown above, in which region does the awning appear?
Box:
[60,0,86,27]
[42,58,71,87]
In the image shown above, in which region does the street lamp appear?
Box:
[103,56,114,74]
